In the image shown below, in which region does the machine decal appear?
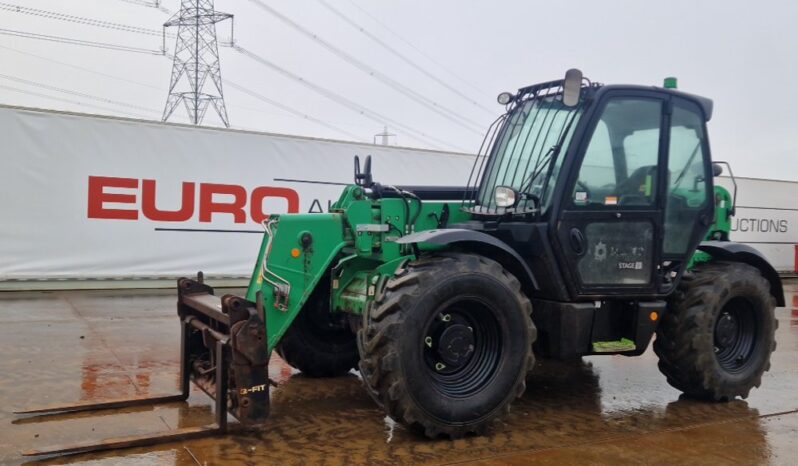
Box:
[240,384,268,396]
[594,241,608,261]
[578,222,653,285]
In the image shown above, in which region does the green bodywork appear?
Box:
[245,185,472,352]
[706,185,733,239]
[688,184,734,268]
[244,180,735,353]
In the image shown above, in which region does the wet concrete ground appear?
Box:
[0,282,796,465]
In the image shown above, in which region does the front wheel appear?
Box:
[276,279,359,377]
[654,261,777,401]
[358,253,536,438]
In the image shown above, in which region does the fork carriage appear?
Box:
[16,274,271,457]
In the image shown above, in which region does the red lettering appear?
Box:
[87,176,138,220]
[89,176,301,224]
[250,187,300,223]
[141,180,195,222]
[199,183,247,223]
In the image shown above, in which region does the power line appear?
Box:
[0,44,290,119]
[235,45,468,151]
[224,80,365,142]
[0,43,368,139]
[118,0,157,5]
[235,45,460,150]
[0,43,162,91]
[0,3,473,148]
[247,0,484,135]
[0,72,158,113]
[0,83,157,120]
[0,28,164,54]
[346,0,490,100]
[316,0,494,116]
[0,2,173,37]
[116,0,172,14]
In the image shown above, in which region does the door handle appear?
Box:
[569,228,585,255]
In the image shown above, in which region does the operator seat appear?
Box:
[618,165,657,205]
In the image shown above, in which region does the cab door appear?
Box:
[553,91,715,298]
[555,92,667,297]
[659,97,715,291]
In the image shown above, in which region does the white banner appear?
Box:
[716,176,798,272]
[0,105,795,283]
[0,106,474,280]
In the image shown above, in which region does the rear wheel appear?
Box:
[276,280,359,377]
[358,253,536,438]
[654,261,777,401]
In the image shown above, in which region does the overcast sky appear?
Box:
[0,0,795,180]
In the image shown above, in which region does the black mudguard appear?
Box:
[396,229,539,291]
[698,241,785,307]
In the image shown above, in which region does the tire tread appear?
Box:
[358,253,536,438]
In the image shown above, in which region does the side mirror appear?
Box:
[562,68,583,107]
[712,163,723,177]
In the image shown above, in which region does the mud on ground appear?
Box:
[0,282,796,465]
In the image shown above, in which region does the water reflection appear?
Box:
[4,286,793,465]
[14,356,775,466]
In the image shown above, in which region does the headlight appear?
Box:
[497,92,514,105]
[494,186,518,208]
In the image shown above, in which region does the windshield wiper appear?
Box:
[518,144,558,197]
[517,107,581,208]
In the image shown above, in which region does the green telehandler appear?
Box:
[20,70,784,456]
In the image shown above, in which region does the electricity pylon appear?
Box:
[162,0,233,127]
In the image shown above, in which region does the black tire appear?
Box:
[358,253,536,438]
[276,279,359,377]
[654,261,778,401]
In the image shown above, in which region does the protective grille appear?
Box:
[462,81,587,216]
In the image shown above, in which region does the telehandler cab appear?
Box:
[19,70,783,456]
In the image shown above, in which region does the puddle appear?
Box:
[1,287,797,465]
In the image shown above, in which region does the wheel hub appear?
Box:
[713,298,758,373]
[715,312,739,348]
[437,324,475,366]
[421,298,502,397]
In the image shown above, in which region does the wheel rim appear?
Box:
[713,297,758,373]
[422,297,501,398]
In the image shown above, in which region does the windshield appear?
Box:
[475,95,583,213]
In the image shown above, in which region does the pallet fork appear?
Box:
[15,274,271,457]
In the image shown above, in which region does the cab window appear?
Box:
[663,101,711,254]
[573,98,662,207]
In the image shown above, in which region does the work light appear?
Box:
[494,186,518,207]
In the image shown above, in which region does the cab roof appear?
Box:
[593,84,714,122]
